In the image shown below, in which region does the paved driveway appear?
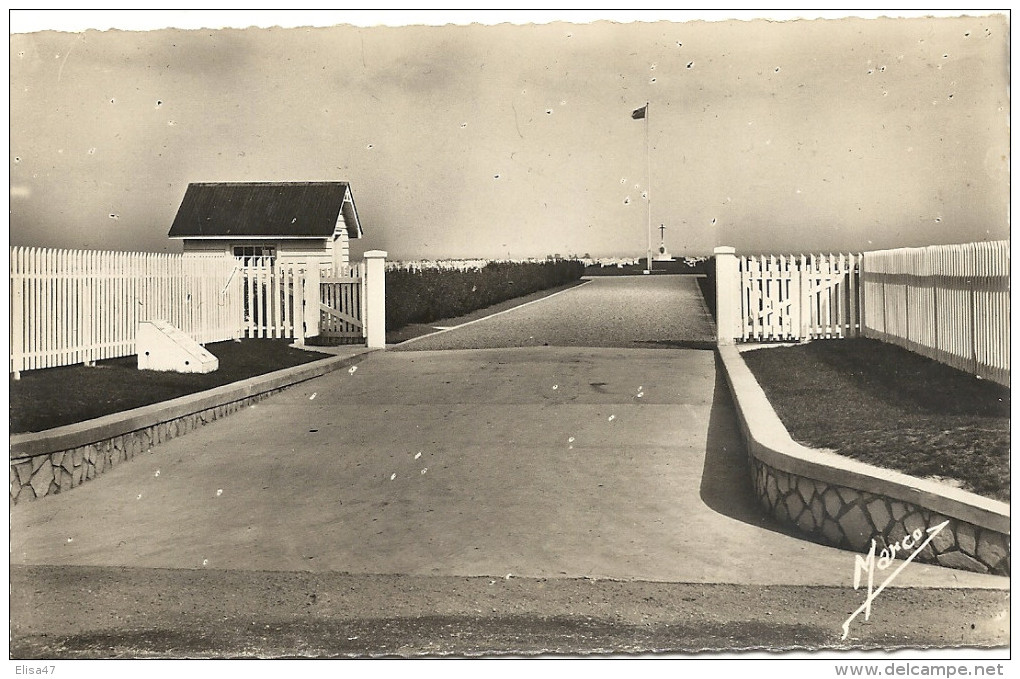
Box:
[397,274,716,350]
[9,276,1005,589]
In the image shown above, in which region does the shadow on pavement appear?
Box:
[698,354,808,540]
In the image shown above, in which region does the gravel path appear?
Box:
[395,275,716,351]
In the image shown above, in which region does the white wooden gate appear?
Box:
[319,265,365,342]
[239,259,312,339]
[739,253,861,341]
[231,261,366,342]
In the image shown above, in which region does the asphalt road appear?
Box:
[8,275,1010,658]
[11,566,1009,658]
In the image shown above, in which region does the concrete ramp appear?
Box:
[136,320,218,374]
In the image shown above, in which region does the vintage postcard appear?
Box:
[8,10,1010,673]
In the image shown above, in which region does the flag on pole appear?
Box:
[631,105,647,120]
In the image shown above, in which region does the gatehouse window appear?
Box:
[233,245,276,265]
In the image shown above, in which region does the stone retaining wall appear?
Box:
[10,350,372,505]
[10,389,281,504]
[718,344,1010,576]
[750,456,1009,575]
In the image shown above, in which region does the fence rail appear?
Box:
[320,264,365,341]
[861,241,1009,386]
[9,247,379,377]
[238,259,312,340]
[10,247,243,376]
[738,253,861,341]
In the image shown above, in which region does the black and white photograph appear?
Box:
[7,9,1011,671]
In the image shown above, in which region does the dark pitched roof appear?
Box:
[168,182,363,239]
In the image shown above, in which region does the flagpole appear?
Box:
[645,101,653,274]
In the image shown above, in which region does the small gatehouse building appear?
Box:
[168,181,364,269]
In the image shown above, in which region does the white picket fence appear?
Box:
[738,253,861,341]
[9,248,378,378]
[861,241,1009,386]
[237,258,320,340]
[9,247,245,377]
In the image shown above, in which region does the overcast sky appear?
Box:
[9,11,1010,260]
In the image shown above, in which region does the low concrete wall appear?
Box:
[717,344,1010,576]
[10,350,374,504]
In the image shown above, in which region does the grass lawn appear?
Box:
[741,338,1010,502]
[10,340,332,434]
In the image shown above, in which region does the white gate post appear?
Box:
[302,264,321,343]
[363,250,387,349]
[714,246,740,345]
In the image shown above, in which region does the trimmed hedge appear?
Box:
[697,256,716,321]
[386,260,586,330]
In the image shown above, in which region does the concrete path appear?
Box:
[10,275,1005,590]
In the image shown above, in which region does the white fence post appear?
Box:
[363,250,387,349]
[714,246,740,345]
[302,264,320,343]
